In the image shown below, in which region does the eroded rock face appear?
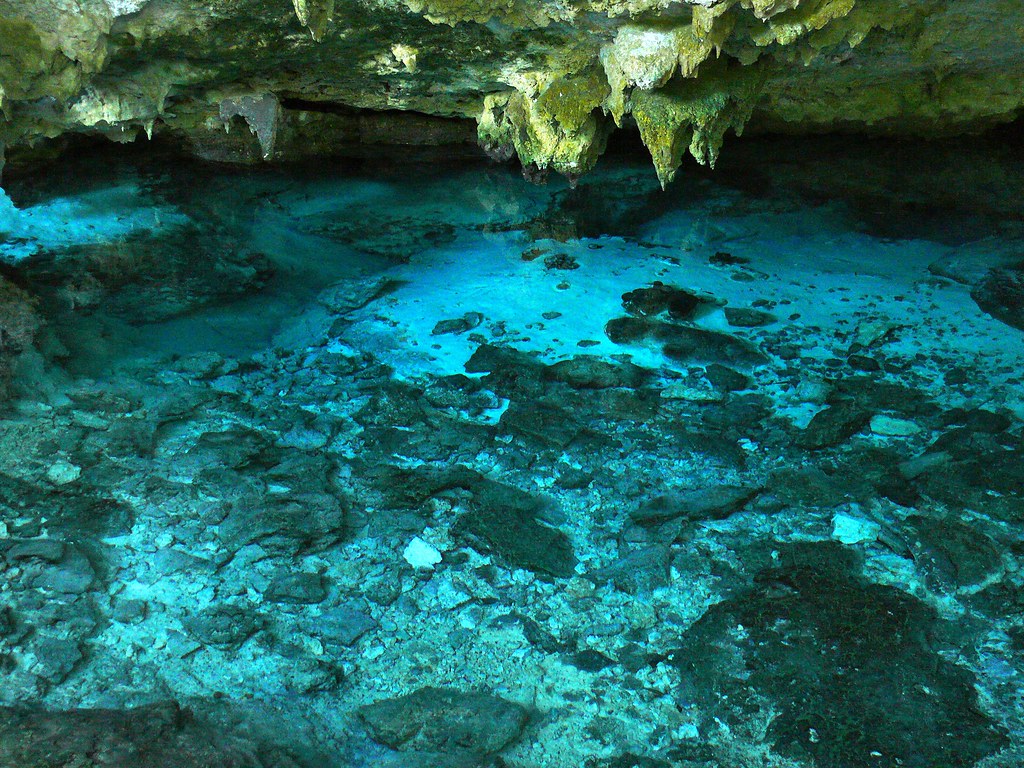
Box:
[0,0,1023,184]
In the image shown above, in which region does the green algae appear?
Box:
[1,0,1023,185]
[478,64,612,175]
[632,60,765,186]
[292,0,336,42]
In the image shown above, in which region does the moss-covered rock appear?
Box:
[0,0,1022,183]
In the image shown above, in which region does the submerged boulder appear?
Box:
[454,475,577,579]
[358,687,528,756]
[670,543,1009,767]
[971,264,1024,331]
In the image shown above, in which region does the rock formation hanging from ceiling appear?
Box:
[0,0,1022,184]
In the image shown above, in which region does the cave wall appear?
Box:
[0,0,1022,183]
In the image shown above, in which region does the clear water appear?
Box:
[0,137,1023,767]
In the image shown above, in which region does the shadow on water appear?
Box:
[547,126,1024,245]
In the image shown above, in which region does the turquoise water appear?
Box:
[0,137,1023,767]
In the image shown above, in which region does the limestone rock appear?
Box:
[797,402,871,449]
[454,476,577,579]
[971,264,1024,331]
[671,543,1009,767]
[631,485,760,525]
[263,572,329,604]
[0,0,1022,184]
[592,544,671,594]
[358,687,528,755]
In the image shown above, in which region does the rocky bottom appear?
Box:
[0,139,1023,768]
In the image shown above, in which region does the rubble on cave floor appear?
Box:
[0,144,1023,768]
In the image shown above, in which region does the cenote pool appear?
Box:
[0,135,1022,768]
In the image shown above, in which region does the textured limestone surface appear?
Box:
[0,139,1023,768]
[0,0,1023,183]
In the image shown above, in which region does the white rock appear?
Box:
[832,511,881,545]
[105,0,149,17]
[46,460,81,485]
[870,414,921,437]
[403,537,442,570]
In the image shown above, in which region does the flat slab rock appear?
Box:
[358,687,528,756]
[453,474,577,579]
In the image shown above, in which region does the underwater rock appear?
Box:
[670,543,1009,767]
[454,475,577,579]
[869,414,921,436]
[911,429,1024,521]
[403,536,443,569]
[0,275,42,401]
[631,485,760,525]
[941,407,1012,434]
[0,702,275,768]
[543,252,580,271]
[263,572,329,605]
[28,545,97,595]
[357,687,528,755]
[432,312,484,336]
[0,471,135,537]
[302,604,377,649]
[303,215,456,262]
[605,315,766,368]
[796,402,872,449]
[709,251,749,267]
[317,276,403,316]
[508,613,569,654]
[971,264,1024,331]
[465,343,545,377]
[905,515,1004,591]
[544,356,650,389]
[29,635,83,686]
[660,326,766,368]
[846,352,881,372]
[622,283,708,320]
[592,544,671,594]
[604,316,654,345]
[723,306,776,327]
[660,377,724,403]
[184,604,262,651]
[703,363,750,392]
[588,755,675,768]
[19,232,274,325]
[217,490,347,556]
[569,648,616,672]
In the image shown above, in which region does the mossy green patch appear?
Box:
[632,60,765,186]
[747,0,857,47]
[479,64,611,175]
[0,16,57,101]
[402,0,560,27]
[292,0,336,42]
[600,21,734,125]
